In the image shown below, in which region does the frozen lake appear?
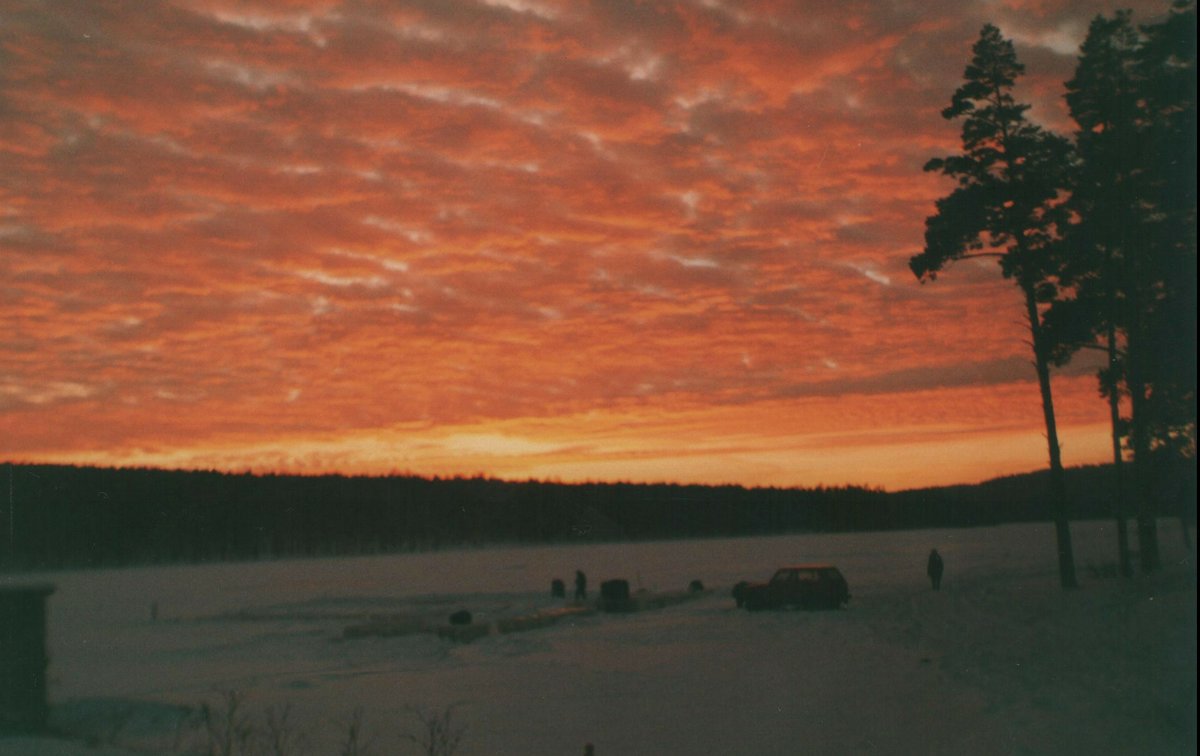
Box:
[3,519,1196,755]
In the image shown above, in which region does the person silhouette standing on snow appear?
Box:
[927,548,944,590]
[575,570,587,601]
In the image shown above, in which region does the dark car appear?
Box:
[738,565,850,610]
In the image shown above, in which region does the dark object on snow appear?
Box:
[732,580,749,607]
[739,565,850,611]
[0,583,55,733]
[574,570,587,600]
[688,579,704,593]
[599,579,633,612]
[600,579,630,601]
[927,549,944,591]
[584,744,595,756]
[448,609,473,625]
[551,578,566,598]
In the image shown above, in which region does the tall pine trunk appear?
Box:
[1125,259,1162,573]
[1127,349,1162,572]
[1105,318,1134,577]
[1023,282,1079,589]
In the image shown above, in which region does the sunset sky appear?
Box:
[0,0,1175,490]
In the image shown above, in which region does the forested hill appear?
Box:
[1,462,1193,571]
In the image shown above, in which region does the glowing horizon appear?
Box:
[1,0,1169,491]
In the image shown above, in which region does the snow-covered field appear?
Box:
[2,519,1196,755]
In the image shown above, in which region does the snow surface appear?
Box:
[2,519,1195,755]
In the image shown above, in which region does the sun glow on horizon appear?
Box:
[7,376,1116,491]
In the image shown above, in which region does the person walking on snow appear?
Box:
[927,548,944,590]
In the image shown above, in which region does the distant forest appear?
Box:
[1,462,1194,571]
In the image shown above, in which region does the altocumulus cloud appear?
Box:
[0,0,1166,487]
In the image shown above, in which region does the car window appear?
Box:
[772,567,837,583]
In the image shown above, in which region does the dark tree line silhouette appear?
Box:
[913,4,1196,587]
[0,461,1191,571]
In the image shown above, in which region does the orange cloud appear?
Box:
[0,0,1171,489]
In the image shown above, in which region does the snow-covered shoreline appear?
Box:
[3,520,1195,754]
